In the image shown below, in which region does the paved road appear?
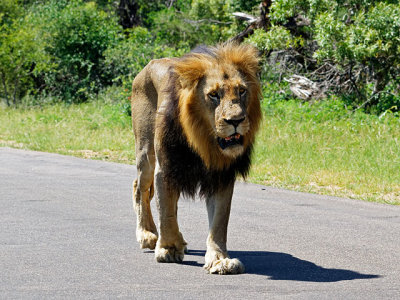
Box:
[1,147,399,299]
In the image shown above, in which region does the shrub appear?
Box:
[104,26,189,93]
[34,0,123,102]
[246,27,303,53]
[246,0,400,113]
[0,1,53,106]
[314,3,400,106]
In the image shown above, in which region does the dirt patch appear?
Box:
[0,139,24,148]
[66,149,134,164]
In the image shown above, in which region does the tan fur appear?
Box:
[175,44,262,169]
[131,43,261,274]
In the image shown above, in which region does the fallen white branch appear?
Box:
[284,75,325,100]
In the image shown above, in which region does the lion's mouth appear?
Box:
[217,133,243,150]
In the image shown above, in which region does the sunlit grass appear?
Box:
[0,101,135,164]
[0,96,399,205]
[250,99,400,205]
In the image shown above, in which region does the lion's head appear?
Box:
[173,43,262,170]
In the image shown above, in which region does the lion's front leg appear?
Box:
[204,183,244,275]
[154,162,187,263]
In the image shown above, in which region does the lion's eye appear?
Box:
[239,87,247,97]
[208,91,220,105]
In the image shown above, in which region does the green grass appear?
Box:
[252,98,400,205]
[0,101,135,164]
[0,97,399,205]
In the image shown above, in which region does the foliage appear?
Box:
[1,0,240,105]
[147,0,236,48]
[269,0,332,23]
[0,2,53,106]
[104,26,189,93]
[33,0,122,102]
[0,0,22,25]
[246,0,400,113]
[246,27,303,52]
[314,3,400,92]
[1,0,399,113]
[147,8,200,47]
[187,0,240,44]
[0,0,124,104]
[230,0,260,14]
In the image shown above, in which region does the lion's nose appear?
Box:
[224,118,245,128]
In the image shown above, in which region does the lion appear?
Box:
[131,43,261,274]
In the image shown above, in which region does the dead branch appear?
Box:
[183,19,233,25]
[284,75,326,100]
[232,12,258,24]
[230,1,272,43]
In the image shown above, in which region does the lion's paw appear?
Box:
[204,258,245,275]
[155,245,185,263]
[136,229,158,250]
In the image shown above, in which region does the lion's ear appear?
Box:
[174,54,211,89]
[218,43,260,82]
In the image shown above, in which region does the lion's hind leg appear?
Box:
[133,149,158,250]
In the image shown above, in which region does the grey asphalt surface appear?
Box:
[1,147,399,299]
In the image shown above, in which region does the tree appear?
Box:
[117,0,140,29]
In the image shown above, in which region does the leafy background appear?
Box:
[1,0,399,112]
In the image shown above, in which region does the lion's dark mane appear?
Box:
[158,76,252,198]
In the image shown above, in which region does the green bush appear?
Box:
[0,0,22,25]
[148,8,229,48]
[144,0,257,48]
[246,0,400,113]
[0,1,53,106]
[246,27,303,52]
[314,3,400,90]
[2,0,399,113]
[104,26,189,93]
[34,0,123,102]
[147,8,197,47]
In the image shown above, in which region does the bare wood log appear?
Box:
[284,75,326,101]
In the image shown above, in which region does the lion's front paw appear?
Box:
[204,258,245,275]
[155,244,185,263]
[136,229,158,250]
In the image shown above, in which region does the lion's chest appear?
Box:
[159,118,250,198]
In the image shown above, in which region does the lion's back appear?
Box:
[131,58,176,144]
[131,58,176,106]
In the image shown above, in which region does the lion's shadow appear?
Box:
[186,249,380,282]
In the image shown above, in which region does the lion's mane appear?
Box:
[157,43,262,198]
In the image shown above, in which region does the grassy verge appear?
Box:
[0,97,399,205]
[0,101,135,164]
[252,98,400,205]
